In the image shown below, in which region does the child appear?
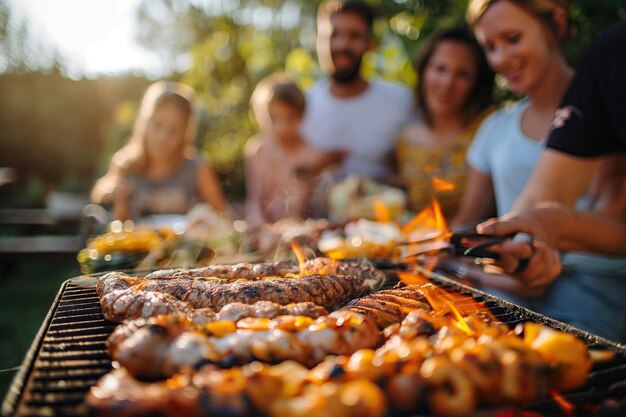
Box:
[245,73,344,226]
[91,81,227,221]
[396,26,494,220]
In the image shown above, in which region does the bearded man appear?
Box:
[300,0,414,182]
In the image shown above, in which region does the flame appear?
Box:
[432,176,456,193]
[550,390,575,417]
[444,300,475,336]
[290,242,309,266]
[402,198,448,238]
[373,199,391,223]
[398,272,500,323]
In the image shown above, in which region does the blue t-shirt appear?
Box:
[468,99,548,216]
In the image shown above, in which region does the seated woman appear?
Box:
[451,0,626,342]
[91,81,227,221]
[396,26,494,220]
[245,73,344,227]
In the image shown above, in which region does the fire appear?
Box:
[445,300,475,335]
[398,271,500,325]
[550,390,575,417]
[402,198,448,238]
[373,199,391,223]
[432,176,456,193]
[291,242,309,266]
[291,242,341,275]
[292,242,328,275]
[397,270,431,286]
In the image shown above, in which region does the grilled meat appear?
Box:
[141,257,384,286]
[144,260,297,280]
[100,272,369,312]
[100,288,195,323]
[215,301,327,322]
[87,361,387,417]
[90,313,592,417]
[343,286,431,328]
[107,311,381,380]
[97,258,383,322]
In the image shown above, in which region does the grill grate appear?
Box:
[2,270,626,417]
[2,282,115,417]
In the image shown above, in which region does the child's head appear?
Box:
[467,0,571,95]
[415,26,494,126]
[250,73,306,148]
[114,81,197,173]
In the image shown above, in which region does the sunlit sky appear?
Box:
[9,0,163,77]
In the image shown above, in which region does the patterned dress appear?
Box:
[395,109,492,220]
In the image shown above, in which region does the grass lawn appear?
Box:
[0,253,81,401]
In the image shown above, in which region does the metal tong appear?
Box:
[400,230,533,272]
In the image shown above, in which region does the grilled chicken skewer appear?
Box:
[310,310,591,416]
[87,362,388,417]
[89,313,591,417]
[107,310,381,379]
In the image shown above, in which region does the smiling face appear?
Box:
[144,101,189,163]
[422,40,478,120]
[473,0,558,96]
[317,11,372,83]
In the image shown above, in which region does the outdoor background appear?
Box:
[0,0,624,400]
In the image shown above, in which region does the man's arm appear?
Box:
[513,149,605,211]
[478,152,626,285]
[480,203,626,256]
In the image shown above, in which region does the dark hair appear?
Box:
[317,0,375,33]
[251,73,306,117]
[414,26,495,126]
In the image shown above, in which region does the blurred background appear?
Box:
[0,0,624,399]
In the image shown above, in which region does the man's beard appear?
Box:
[330,53,363,84]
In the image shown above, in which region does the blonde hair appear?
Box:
[111,81,197,175]
[91,81,198,204]
[467,0,571,40]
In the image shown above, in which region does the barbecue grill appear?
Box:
[2,268,625,417]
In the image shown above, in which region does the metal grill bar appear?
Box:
[2,283,113,417]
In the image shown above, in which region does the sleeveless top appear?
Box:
[126,156,201,219]
[395,109,492,219]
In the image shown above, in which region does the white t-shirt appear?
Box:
[300,78,413,181]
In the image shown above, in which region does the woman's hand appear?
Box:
[476,203,572,287]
